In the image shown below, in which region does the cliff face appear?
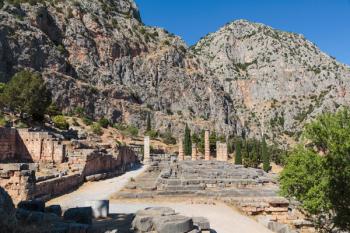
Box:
[193,20,350,145]
[0,0,238,137]
[1,1,349,145]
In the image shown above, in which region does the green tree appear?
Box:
[0,82,5,94]
[197,130,205,153]
[183,124,192,155]
[209,130,217,154]
[280,108,350,231]
[146,113,151,132]
[235,138,242,165]
[0,70,51,120]
[262,135,270,172]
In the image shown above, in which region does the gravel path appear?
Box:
[48,165,272,233]
[48,165,148,208]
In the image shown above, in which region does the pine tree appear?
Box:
[183,124,192,155]
[252,140,260,168]
[262,135,270,172]
[146,113,151,132]
[235,138,242,165]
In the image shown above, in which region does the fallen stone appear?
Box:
[18,200,45,212]
[132,215,154,232]
[192,217,210,230]
[46,205,62,217]
[63,207,92,225]
[153,215,194,233]
[136,207,176,217]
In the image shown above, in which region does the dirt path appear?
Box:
[48,165,272,233]
[48,165,148,208]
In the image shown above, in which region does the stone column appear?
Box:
[216,141,221,161]
[144,136,150,164]
[217,142,228,162]
[178,139,184,161]
[222,143,228,162]
[191,143,197,161]
[205,130,210,161]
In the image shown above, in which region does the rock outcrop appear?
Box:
[1,1,349,145]
[193,20,350,145]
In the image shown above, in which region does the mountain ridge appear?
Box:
[0,0,349,146]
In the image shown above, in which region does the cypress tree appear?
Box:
[235,138,242,165]
[183,124,192,155]
[262,135,270,172]
[146,113,151,132]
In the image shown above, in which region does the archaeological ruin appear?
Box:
[0,127,138,204]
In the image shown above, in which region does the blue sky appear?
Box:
[135,0,350,65]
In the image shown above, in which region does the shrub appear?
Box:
[124,125,138,137]
[0,114,7,127]
[73,107,85,117]
[91,123,103,135]
[98,117,109,128]
[52,115,69,130]
[145,129,158,139]
[161,131,176,145]
[82,117,93,126]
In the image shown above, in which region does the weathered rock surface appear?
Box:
[194,19,350,145]
[132,207,205,233]
[0,0,349,146]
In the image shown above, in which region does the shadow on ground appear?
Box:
[91,213,135,233]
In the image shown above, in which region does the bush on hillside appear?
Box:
[52,115,69,130]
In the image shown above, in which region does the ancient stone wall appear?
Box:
[0,163,36,204]
[17,129,66,164]
[0,128,18,162]
[34,146,138,200]
[0,128,66,164]
[35,174,84,200]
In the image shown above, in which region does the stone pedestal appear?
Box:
[144,136,150,164]
[86,200,109,219]
[191,144,197,161]
[205,130,210,161]
[216,142,228,162]
[178,140,184,161]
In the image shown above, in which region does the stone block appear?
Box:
[136,207,176,217]
[154,215,194,233]
[18,200,45,212]
[132,215,154,232]
[46,205,62,217]
[85,200,109,219]
[192,217,210,230]
[63,207,92,225]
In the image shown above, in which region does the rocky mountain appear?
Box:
[193,20,350,145]
[0,0,349,146]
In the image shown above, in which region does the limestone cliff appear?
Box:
[193,20,350,145]
[0,0,237,137]
[1,1,349,145]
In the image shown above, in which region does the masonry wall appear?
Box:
[0,128,65,164]
[34,146,138,200]
[0,128,19,162]
[0,163,36,204]
[17,129,66,164]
